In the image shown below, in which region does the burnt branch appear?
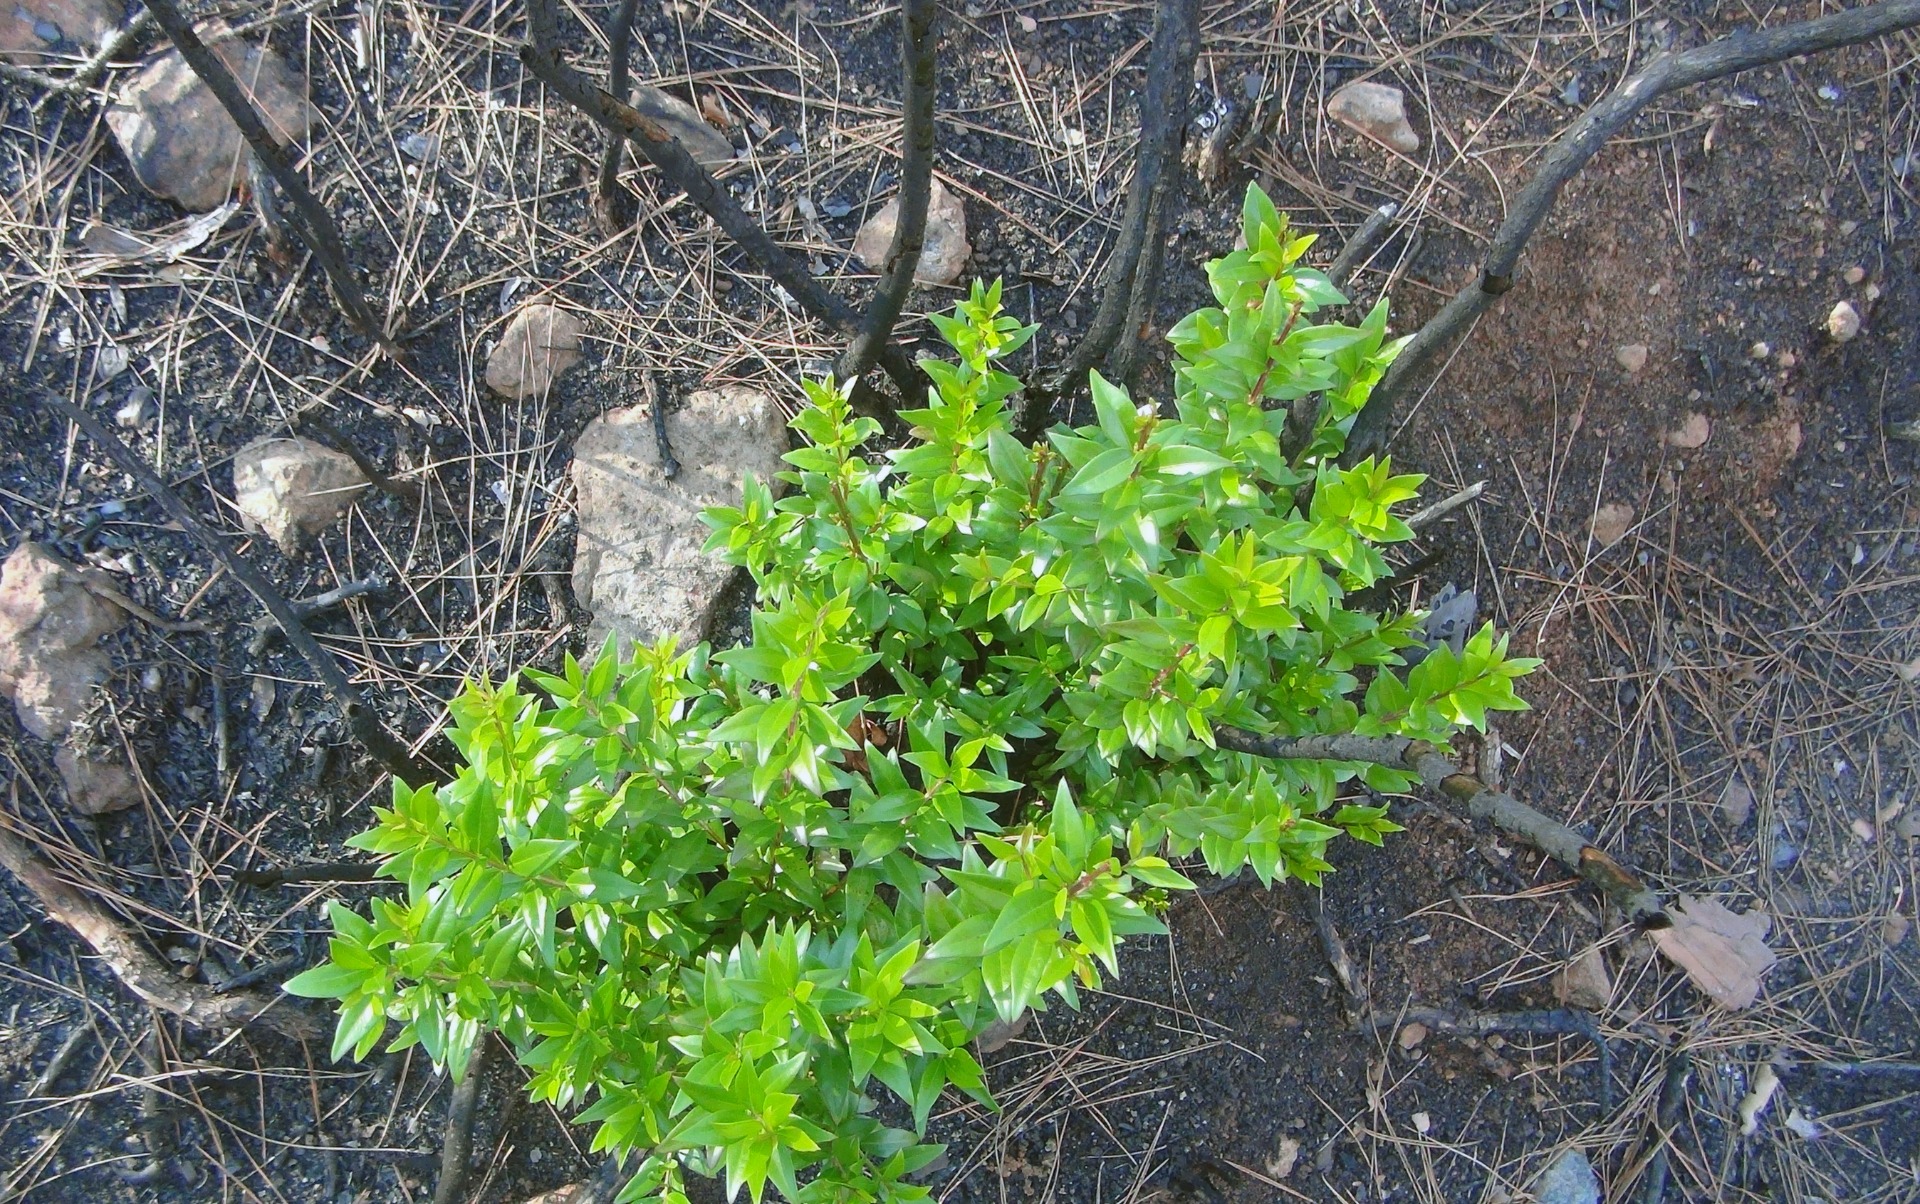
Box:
[431,1035,491,1204]
[1212,727,1668,925]
[1326,201,1400,291]
[0,825,326,1040]
[1344,0,1920,461]
[832,0,938,390]
[142,0,394,353]
[519,0,915,418]
[1025,0,1198,429]
[593,0,641,232]
[37,392,440,788]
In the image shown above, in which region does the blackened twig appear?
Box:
[213,953,300,995]
[831,0,937,389]
[1641,1054,1691,1204]
[593,0,641,232]
[26,1023,92,1098]
[37,393,438,787]
[1212,727,1667,925]
[641,372,679,479]
[234,860,379,887]
[1361,1004,1611,1109]
[141,0,394,353]
[1027,0,1198,422]
[518,0,916,416]
[1326,202,1399,291]
[1296,882,1368,1023]
[1344,0,1920,461]
[431,1035,491,1204]
[248,575,389,656]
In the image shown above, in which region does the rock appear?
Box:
[1719,778,1755,826]
[54,746,141,815]
[0,543,124,742]
[231,437,369,555]
[1,0,118,64]
[1532,1149,1600,1204]
[1749,340,1771,360]
[631,83,734,168]
[1826,299,1860,343]
[1554,947,1612,1010]
[1591,501,1634,548]
[975,1010,1030,1054]
[1842,265,1866,286]
[0,545,139,815]
[105,27,314,212]
[116,386,155,430]
[1613,343,1649,374]
[851,177,971,287]
[1397,1021,1429,1050]
[1666,413,1711,449]
[486,303,585,399]
[1326,81,1420,154]
[571,387,788,652]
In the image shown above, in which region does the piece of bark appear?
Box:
[1648,894,1776,1009]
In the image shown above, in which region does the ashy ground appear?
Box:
[0,0,1915,1201]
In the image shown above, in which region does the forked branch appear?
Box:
[1213,727,1667,924]
[143,0,394,354]
[1344,0,1920,460]
[519,0,919,416]
[832,0,938,389]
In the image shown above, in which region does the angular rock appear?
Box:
[105,27,314,212]
[1554,947,1612,1011]
[1,0,119,64]
[55,746,141,815]
[631,83,734,168]
[486,303,585,399]
[0,543,124,741]
[1327,81,1419,154]
[1591,501,1634,548]
[852,177,971,287]
[1532,1149,1600,1204]
[231,436,369,555]
[1613,343,1648,374]
[572,387,788,652]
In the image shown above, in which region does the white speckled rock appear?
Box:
[572,387,788,652]
[1326,81,1419,154]
[232,437,369,555]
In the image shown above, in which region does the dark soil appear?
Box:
[2,0,1916,1201]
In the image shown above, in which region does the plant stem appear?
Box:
[594,0,641,232]
[142,0,394,353]
[1212,726,1667,924]
[832,0,938,391]
[1344,0,1920,461]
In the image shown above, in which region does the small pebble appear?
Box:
[1842,265,1866,285]
[1749,340,1771,359]
[1827,300,1861,343]
[1613,343,1649,374]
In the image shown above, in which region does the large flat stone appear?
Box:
[106,27,313,211]
[572,387,788,653]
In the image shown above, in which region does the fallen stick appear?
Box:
[0,825,325,1040]
[1213,727,1667,925]
[832,0,938,389]
[1344,0,1920,460]
[37,392,440,787]
[142,0,394,353]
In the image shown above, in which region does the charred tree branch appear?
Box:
[832,0,938,389]
[1344,0,1920,461]
[142,0,394,353]
[37,393,440,788]
[0,825,326,1039]
[593,0,641,231]
[1212,727,1667,925]
[519,0,915,417]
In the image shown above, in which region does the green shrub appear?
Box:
[286,186,1536,1204]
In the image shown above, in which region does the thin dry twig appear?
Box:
[1345,0,1920,458]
